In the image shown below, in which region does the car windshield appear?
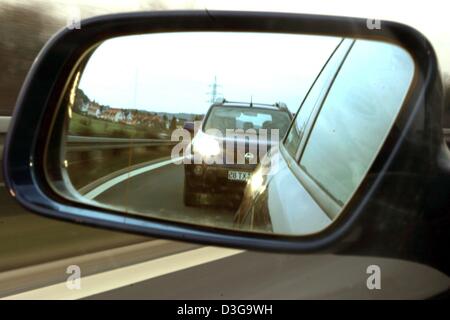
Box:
[203,106,292,138]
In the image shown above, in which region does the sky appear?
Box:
[79,32,341,114]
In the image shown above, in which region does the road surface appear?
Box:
[94,161,236,229]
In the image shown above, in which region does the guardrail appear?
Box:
[66,135,177,151]
[0,117,177,154]
[0,116,10,133]
[1,116,450,146]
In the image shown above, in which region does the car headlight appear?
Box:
[192,134,221,157]
[249,169,266,194]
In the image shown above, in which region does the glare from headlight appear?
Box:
[250,169,265,194]
[193,135,221,157]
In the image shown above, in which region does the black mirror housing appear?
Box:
[3,11,449,275]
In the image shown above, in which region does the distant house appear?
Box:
[146,115,163,128]
[100,110,112,121]
[87,102,101,118]
[114,111,124,122]
[148,115,160,126]
[101,108,124,122]
[93,107,168,127]
[80,101,89,114]
[124,112,134,124]
[129,113,145,126]
[130,113,155,126]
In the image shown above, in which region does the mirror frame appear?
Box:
[3,11,449,273]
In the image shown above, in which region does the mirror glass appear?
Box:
[49,32,415,236]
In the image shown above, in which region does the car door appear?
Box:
[253,39,415,236]
[294,39,416,219]
[235,38,353,233]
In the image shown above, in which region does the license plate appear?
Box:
[228,171,251,181]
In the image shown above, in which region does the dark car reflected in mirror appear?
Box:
[46,32,415,236]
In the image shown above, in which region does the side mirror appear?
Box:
[3,11,450,274]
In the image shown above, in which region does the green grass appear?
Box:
[69,112,165,139]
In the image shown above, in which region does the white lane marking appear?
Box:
[84,156,184,199]
[0,116,11,133]
[2,246,243,300]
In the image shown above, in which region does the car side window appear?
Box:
[284,39,352,158]
[299,40,415,206]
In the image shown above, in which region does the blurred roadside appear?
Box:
[0,0,171,116]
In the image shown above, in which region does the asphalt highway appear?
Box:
[94,161,236,229]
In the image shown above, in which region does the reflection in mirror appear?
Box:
[49,32,415,236]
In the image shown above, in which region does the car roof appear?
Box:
[210,98,291,114]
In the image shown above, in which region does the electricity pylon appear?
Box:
[207,76,223,104]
